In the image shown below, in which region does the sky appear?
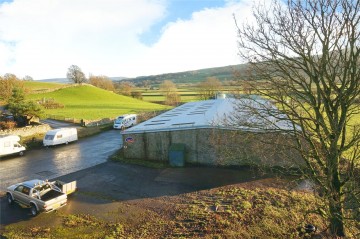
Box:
[0,0,255,80]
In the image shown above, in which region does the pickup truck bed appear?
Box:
[41,190,63,201]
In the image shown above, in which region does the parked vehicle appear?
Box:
[6,179,77,216]
[113,114,137,130]
[43,128,78,146]
[0,135,26,157]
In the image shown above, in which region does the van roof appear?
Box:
[117,114,136,118]
[0,135,12,138]
[0,134,20,140]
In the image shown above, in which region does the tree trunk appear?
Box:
[329,199,345,237]
[329,159,345,237]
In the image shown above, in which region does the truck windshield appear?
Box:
[115,119,123,124]
[45,135,55,140]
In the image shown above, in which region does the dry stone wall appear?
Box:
[0,124,51,137]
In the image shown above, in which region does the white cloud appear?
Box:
[0,0,255,79]
[133,0,255,76]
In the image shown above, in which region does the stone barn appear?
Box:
[121,97,301,167]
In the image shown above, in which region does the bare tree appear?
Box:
[234,0,360,237]
[117,81,134,96]
[89,74,115,91]
[66,65,87,84]
[197,77,222,100]
[160,80,180,105]
[22,75,34,81]
[160,80,176,95]
[165,92,181,106]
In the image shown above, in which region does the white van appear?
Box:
[113,114,137,130]
[0,135,26,157]
[43,128,78,146]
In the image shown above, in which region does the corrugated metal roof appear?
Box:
[123,98,296,134]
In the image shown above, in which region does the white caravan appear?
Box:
[43,128,78,146]
[113,114,137,130]
[0,135,26,157]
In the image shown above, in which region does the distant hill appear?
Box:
[38,78,70,84]
[39,77,128,84]
[123,64,248,85]
[39,64,247,85]
[109,76,128,81]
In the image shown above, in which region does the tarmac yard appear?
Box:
[1,160,345,238]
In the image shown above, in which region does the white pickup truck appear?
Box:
[6,179,77,216]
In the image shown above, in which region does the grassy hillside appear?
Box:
[27,84,169,120]
[23,81,66,93]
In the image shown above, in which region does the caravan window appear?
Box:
[57,134,63,139]
[45,135,55,140]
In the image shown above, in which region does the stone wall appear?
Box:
[0,124,51,137]
[82,118,114,127]
[122,128,303,168]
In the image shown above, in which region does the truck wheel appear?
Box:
[30,204,38,216]
[7,193,14,205]
[19,151,24,156]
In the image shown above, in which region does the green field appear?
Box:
[142,92,199,103]
[140,86,243,103]
[23,81,67,93]
[26,84,169,120]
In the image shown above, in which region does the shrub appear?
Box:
[131,91,143,100]
[0,121,17,130]
[38,98,64,109]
